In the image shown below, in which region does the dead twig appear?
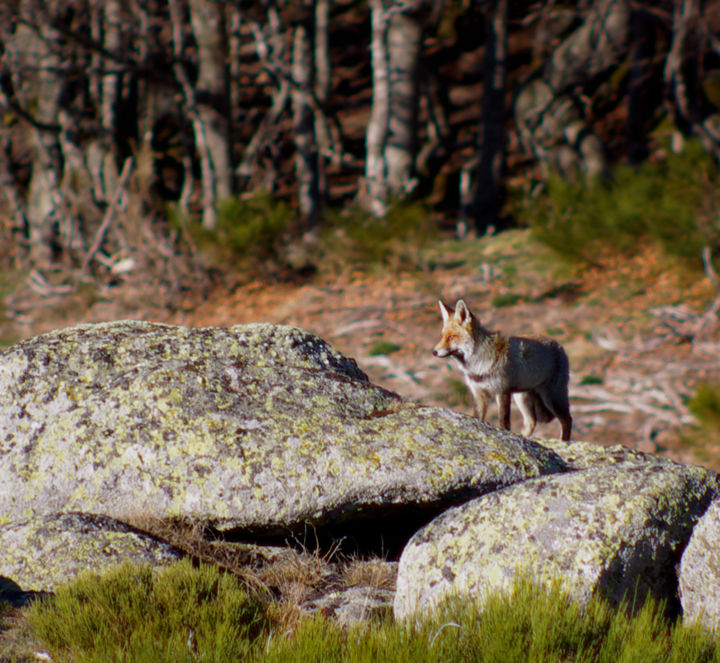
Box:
[80,156,133,278]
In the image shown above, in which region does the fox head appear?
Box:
[433,299,477,362]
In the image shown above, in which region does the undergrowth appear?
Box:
[175,193,292,269]
[527,140,720,271]
[320,199,438,272]
[25,561,720,663]
[683,382,720,465]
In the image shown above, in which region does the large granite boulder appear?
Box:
[0,512,183,592]
[678,497,720,631]
[0,321,564,538]
[394,459,719,620]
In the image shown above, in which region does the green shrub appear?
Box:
[322,199,438,271]
[492,292,521,308]
[527,140,720,270]
[687,382,720,430]
[27,560,269,663]
[26,564,720,663]
[681,382,720,467]
[369,340,401,356]
[176,193,292,266]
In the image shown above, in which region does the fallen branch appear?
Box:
[80,156,133,277]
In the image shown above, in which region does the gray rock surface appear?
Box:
[304,586,395,627]
[0,321,564,535]
[394,459,719,620]
[678,497,720,631]
[0,512,183,592]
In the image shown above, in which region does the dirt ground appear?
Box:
[3,229,720,469]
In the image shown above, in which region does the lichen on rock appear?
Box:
[0,320,564,537]
[394,459,720,620]
[678,497,720,631]
[0,512,182,592]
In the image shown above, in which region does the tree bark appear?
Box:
[292,2,320,224]
[188,0,233,203]
[12,1,66,268]
[385,3,424,195]
[472,0,507,232]
[314,0,332,204]
[364,0,390,216]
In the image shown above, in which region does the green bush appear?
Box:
[27,560,269,663]
[261,579,719,663]
[369,340,401,356]
[528,140,720,270]
[492,292,521,308]
[687,382,720,430]
[177,193,292,266]
[322,199,438,271]
[26,562,720,663]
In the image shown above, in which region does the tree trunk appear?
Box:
[364,0,427,215]
[188,0,233,204]
[364,0,390,216]
[385,3,424,195]
[472,0,507,232]
[171,0,233,230]
[292,2,320,225]
[314,0,332,204]
[13,2,66,268]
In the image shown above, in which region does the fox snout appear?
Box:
[432,346,449,358]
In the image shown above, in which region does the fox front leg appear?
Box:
[468,383,490,421]
[496,392,512,431]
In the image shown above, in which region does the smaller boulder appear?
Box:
[678,498,720,631]
[0,513,183,592]
[394,459,719,620]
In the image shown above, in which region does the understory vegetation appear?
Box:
[526,140,720,272]
[17,560,720,663]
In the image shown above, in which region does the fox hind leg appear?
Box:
[535,386,572,441]
[513,392,537,438]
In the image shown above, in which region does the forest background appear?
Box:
[2,0,720,464]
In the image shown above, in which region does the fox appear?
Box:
[433,298,572,441]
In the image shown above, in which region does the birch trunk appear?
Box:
[314,0,331,204]
[364,0,390,216]
[13,2,65,268]
[292,3,320,224]
[188,0,233,202]
[385,5,423,194]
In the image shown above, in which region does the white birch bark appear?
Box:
[292,4,319,224]
[364,0,390,216]
[385,5,423,194]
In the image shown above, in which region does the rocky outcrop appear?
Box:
[2,320,720,631]
[0,321,564,537]
[394,459,719,620]
[678,498,720,631]
[0,512,182,593]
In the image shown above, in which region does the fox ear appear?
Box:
[438,299,453,322]
[455,299,472,325]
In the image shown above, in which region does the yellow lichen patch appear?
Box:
[0,321,566,536]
